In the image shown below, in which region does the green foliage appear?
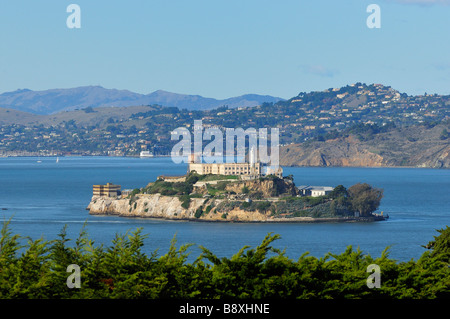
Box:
[206,184,221,196]
[330,185,348,199]
[147,181,190,196]
[185,173,199,185]
[130,188,140,197]
[215,181,229,191]
[0,220,448,299]
[194,206,204,219]
[425,226,450,263]
[348,183,383,216]
[146,173,237,199]
[205,181,230,197]
[179,195,190,209]
[241,201,251,209]
[197,174,238,182]
[255,201,271,212]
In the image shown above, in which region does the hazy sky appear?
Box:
[0,0,449,99]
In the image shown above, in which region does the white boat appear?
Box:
[56,157,59,163]
[140,151,154,158]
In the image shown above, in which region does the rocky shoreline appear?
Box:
[86,194,388,223]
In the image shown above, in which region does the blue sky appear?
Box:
[0,0,449,99]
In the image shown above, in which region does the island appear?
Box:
[87,157,387,223]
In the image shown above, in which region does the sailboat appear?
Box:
[56,157,59,163]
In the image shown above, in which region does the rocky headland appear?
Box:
[279,124,450,168]
[87,174,387,223]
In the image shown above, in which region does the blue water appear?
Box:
[0,156,449,262]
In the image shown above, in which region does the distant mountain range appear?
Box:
[0,86,284,115]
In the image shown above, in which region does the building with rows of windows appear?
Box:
[187,149,282,178]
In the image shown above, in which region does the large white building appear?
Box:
[187,148,282,178]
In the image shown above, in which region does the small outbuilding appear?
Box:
[298,186,334,197]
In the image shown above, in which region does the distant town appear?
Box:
[0,83,449,158]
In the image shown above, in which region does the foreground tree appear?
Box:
[425,226,450,263]
[1,220,449,299]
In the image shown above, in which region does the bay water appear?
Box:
[0,156,449,262]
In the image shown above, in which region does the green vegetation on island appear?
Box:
[124,172,384,221]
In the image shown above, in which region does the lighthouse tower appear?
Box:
[249,146,257,177]
[249,146,256,165]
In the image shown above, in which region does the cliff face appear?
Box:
[86,172,390,222]
[87,176,303,222]
[222,178,300,198]
[87,194,269,221]
[280,124,450,168]
[88,194,201,219]
[280,137,384,167]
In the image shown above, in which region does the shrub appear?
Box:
[194,207,203,218]
[0,221,448,299]
[179,195,190,209]
[241,201,251,209]
[256,201,271,212]
[130,188,140,197]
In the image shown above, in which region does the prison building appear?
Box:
[93,183,121,197]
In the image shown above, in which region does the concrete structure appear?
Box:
[187,149,282,178]
[188,161,262,177]
[157,175,186,183]
[121,189,134,197]
[93,183,121,197]
[298,186,334,197]
[262,165,284,177]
